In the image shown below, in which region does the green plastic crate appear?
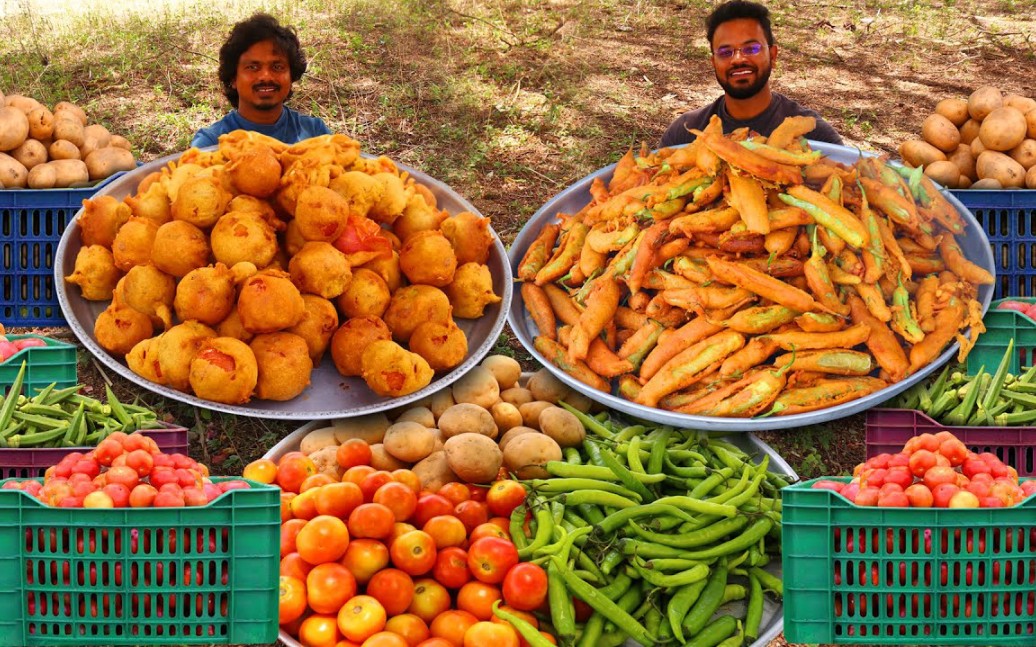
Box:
[967,297,1036,376]
[0,334,77,394]
[0,477,279,645]
[783,477,1036,645]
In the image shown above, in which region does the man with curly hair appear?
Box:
[191,13,331,148]
[660,0,841,148]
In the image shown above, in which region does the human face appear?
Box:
[710,18,776,101]
[233,39,293,123]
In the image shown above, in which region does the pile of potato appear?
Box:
[295,355,598,489]
[0,90,137,189]
[899,86,1036,189]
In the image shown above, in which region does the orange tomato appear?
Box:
[340,538,391,585]
[278,575,307,625]
[422,515,467,549]
[343,465,378,488]
[407,579,451,624]
[453,500,489,534]
[468,523,508,543]
[290,488,321,521]
[432,547,471,589]
[463,621,518,647]
[391,469,422,494]
[360,471,395,502]
[316,482,365,519]
[243,458,278,484]
[456,581,502,621]
[337,438,373,470]
[389,522,419,546]
[904,483,934,508]
[373,482,419,521]
[390,530,438,576]
[281,552,314,582]
[281,492,297,522]
[414,639,454,647]
[307,562,359,614]
[337,595,387,643]
[348,503,396,540]
[281,518,308,558]
[485,480,526,518]
[366,568,415,616]
[300,613,343,647]
[361,632,409,647]
[429,609,478,646]
[302,473,338,492]
[383,613,430,646]
[297,515,351,565]
[278,452,319,494]
[436,482,471,506]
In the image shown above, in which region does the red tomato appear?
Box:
[937,438,968,467]
[366,568,415,616]
[923,466,958,491]
[467,537,519,584]
[501,563,548,611]
[469,523,509,543]
[384,613,430,646]
[373,481,418,521]
[456,581,501,621]
[877,490,909,507]
[128,484,157,508]
[437,482,472,506]
[429,609,478,646]
[306,562,358,614]
[337,438,373,470]
[904,483,934,508]
[854,487,880,507]
[433,547,471,589]
[884,466,914,490]
[931,483,961,508]
[105,465,139,490]
[340,538,390,585]
[390,530,438,576]
[413,494,454,527]
[907,450,937,478]
[124,450,154,477]
[348,503,396,540]
[454,500,490,534]
[485,480,526,518]
[360,471,395,503]
[810,480,845,493]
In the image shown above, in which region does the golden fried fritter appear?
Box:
[114,264,176,330]
[288,294,339,362]
[65,244,122,301]
[330,315,392,377]
[216,308,255,344]
[441,211,493,265]
[445,262,502,319]
[151,220,211,277]
[392,193,448,242]
[126,336,165,385]
[123,180,172,227]
[382,284,453,344]
[294,185,350,242]
[189,337,259,405]
[94,302,154,357]
[360,339,434,397]
[79,195,131,248]
[174,263,237,325]
[171,175,231,228]
[226,144,282,198]
[399,230,457,287]
[111,217,160,272]
[237,271,305,333]
[336,267,390,319]
[288,241,352,299]
[155,320,217,392]
[210,211,279,268]
[360,251,404,293]
[409,319,468,372]
[250,332,313,401]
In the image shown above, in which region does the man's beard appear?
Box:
[716,64,771,100]
[252,85,282,109]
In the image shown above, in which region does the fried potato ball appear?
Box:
[359,250,404,294]
[226,144,281,198]
[155,320,217,392]
[361,339,434,398]
[282,219,306,257]
[409,319,468,372]
[294,185,349,242]
[78,195,131,248]
[382,284,453,344]
[336,267,390,319]
[441,211,493,265]
[210,211,279,268]
[174,263,237,326]
[114,264,176,330]
[237,271,305,333]
[126,336,165,385]
[151,220,211,278]
[392,193,447,242]
[171,175,231,228]
[288,294,340,362]
[328,170,382,219]
[65,244,122,301]
[123,180,171,226]
[228,195,281,227]
[111,217,160,272]
[216,308,255,344]
[189,337,259,405]
[368,172,408,225]
[94,302,154,356]
[288,241,352,299]
[445,262,503,319]
[250,332,313,401]
[399,230,457,287]
[330,315,392,377]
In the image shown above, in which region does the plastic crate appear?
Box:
[0,422,188,479]
[0,174,124,327]
[0,476,279,645]
[951,189,1036,300]
[0,334,78,394]
[967,297,1036,375]
[865,408,1036,477]
[783,477,1036,645]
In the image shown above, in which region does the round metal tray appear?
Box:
[266,412,798,647]
[506,141,995,432]
[55,151,512,420]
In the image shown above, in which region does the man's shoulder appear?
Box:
[190,112,242,148]
[660,97,725,148]
[282,106,332,135]
[770,93,843,145]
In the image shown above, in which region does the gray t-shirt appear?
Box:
[660,93,843,148]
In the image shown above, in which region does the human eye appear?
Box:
[743,43,764,56]
[715,46,734,59]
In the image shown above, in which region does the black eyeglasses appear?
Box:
[714,43,766,59]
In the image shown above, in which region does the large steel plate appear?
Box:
[55,151,512,420]
[507,141,995,431]
[267,411,798,647]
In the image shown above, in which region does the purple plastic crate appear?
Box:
[865,408,1036,477]
[0,423,188,479]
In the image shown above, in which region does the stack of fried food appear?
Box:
[517,116,992,418]
[65,131,501,405]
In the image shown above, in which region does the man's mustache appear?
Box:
[253,84,281,91]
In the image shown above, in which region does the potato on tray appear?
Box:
[514,115,991,418]
[63,130,504,406]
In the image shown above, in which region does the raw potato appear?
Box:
[80,123,112,159]
[976,150,1026,188]
[300,426,340,455]
[383,420,437,462]
[921,113,960,152]
[53,101,88,125]
[27,107,54,140]
[429,388,456,419]
[971,178,1003,189]
[332,412,390,444]
[1027,165,1036,189]
[5,94,42,114]
[1010,139,1036,169]
[27,162,57,189]
[537,405,586,448]
[1003,94,1036,115]
[490,401,523,432]
[935,97,969,126]
[0,152,28,188]
[308,445,343,480]
[412,450,459,491]
[49,159,89,186]
[527,368,572,403]
[562,390,595,413]
[970,136,987,157]
[370,443,409,471]
[959,119,982,145]
[53,117,85,148]
[480,355,522,389]
[899,140,946,168]
[968,86,1003,121]
[0,105,29,151]
[947,144,976,181]
[438,402,497,439]
[10,139,46,170]
[110,135,132,151]
[979,107,1028,151]
[395,406,436,427]
[1027,110,1036,139]
[498,426,538,453]
[450,366,500,409]
[500,387,534,408]
[85,146,136,181]
[923,160,961,188]
[519,400,555,429]
[49,139,81,161]
[444,433,502,483]
[502,433,562,479]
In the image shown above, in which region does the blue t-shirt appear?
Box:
[190,106,331,148]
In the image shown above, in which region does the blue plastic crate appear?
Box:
[1,174,125,327]
[951,190,1036,300]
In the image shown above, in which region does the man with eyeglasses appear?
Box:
[191,13,331,149]
[660,0,842,148]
